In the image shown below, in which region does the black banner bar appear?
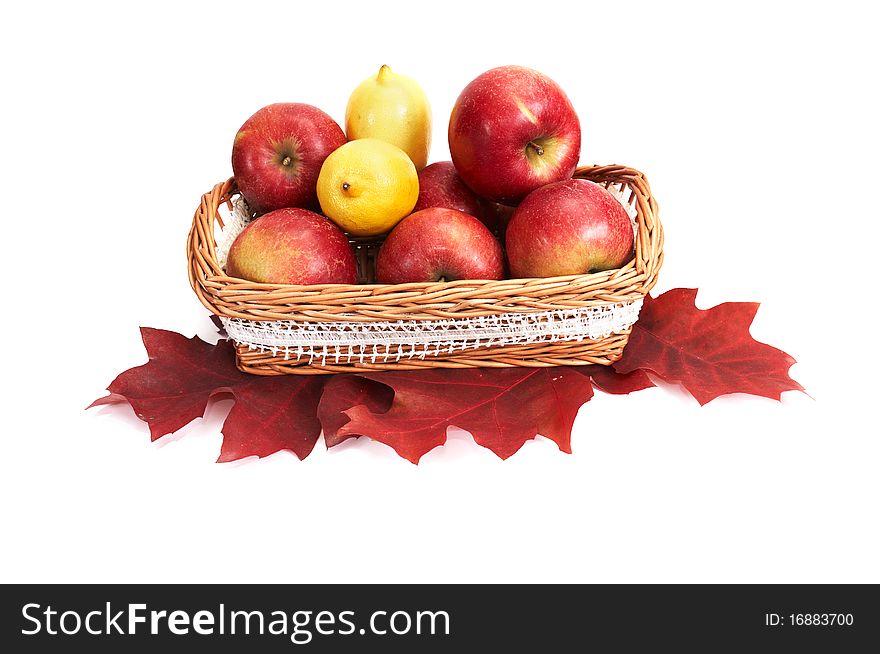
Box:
[1,584,876,651]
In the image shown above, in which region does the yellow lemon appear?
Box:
[345,65,432,170]
[317,138,419,237]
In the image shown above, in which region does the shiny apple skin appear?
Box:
[448,66,581,204]
[505,179,634,278]
[232,103,346,213]
[226,208,357,285]
[376,207,505,283]
[413,161,496,230]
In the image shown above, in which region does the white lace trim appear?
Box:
[221,300,642,364]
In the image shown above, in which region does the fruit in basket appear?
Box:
[413,161,495,230]
[345,65,432,170]
[448,66,581,203]
[232,103,346,213]
[226,208,356,285]
[376,207,504,284]
[317,138,419,237]
[505,179,634,278]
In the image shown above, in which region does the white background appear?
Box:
[2,1,878,583]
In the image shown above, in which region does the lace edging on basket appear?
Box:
[221,299,643,365]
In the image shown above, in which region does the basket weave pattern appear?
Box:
[188,165,663,375]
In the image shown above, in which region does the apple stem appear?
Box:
[281,156,292,166]
[527,141,545,156]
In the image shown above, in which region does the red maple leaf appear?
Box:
[318,374,394,447]
[577,364,655,395]
[90,328,324,461]
[614,288,804,405]
[217,374,324,463]
[89,288,803,463]
[338,367,596,463]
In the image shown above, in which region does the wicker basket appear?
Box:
[188,164,663,375]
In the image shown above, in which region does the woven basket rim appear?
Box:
[207,266,640,292]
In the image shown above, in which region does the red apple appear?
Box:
[226,208,357,285]
[505,179,634,278]
[413,161,496,230]
[232,103,346,213]
[376,207,504,283]
[448,66,581,203]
